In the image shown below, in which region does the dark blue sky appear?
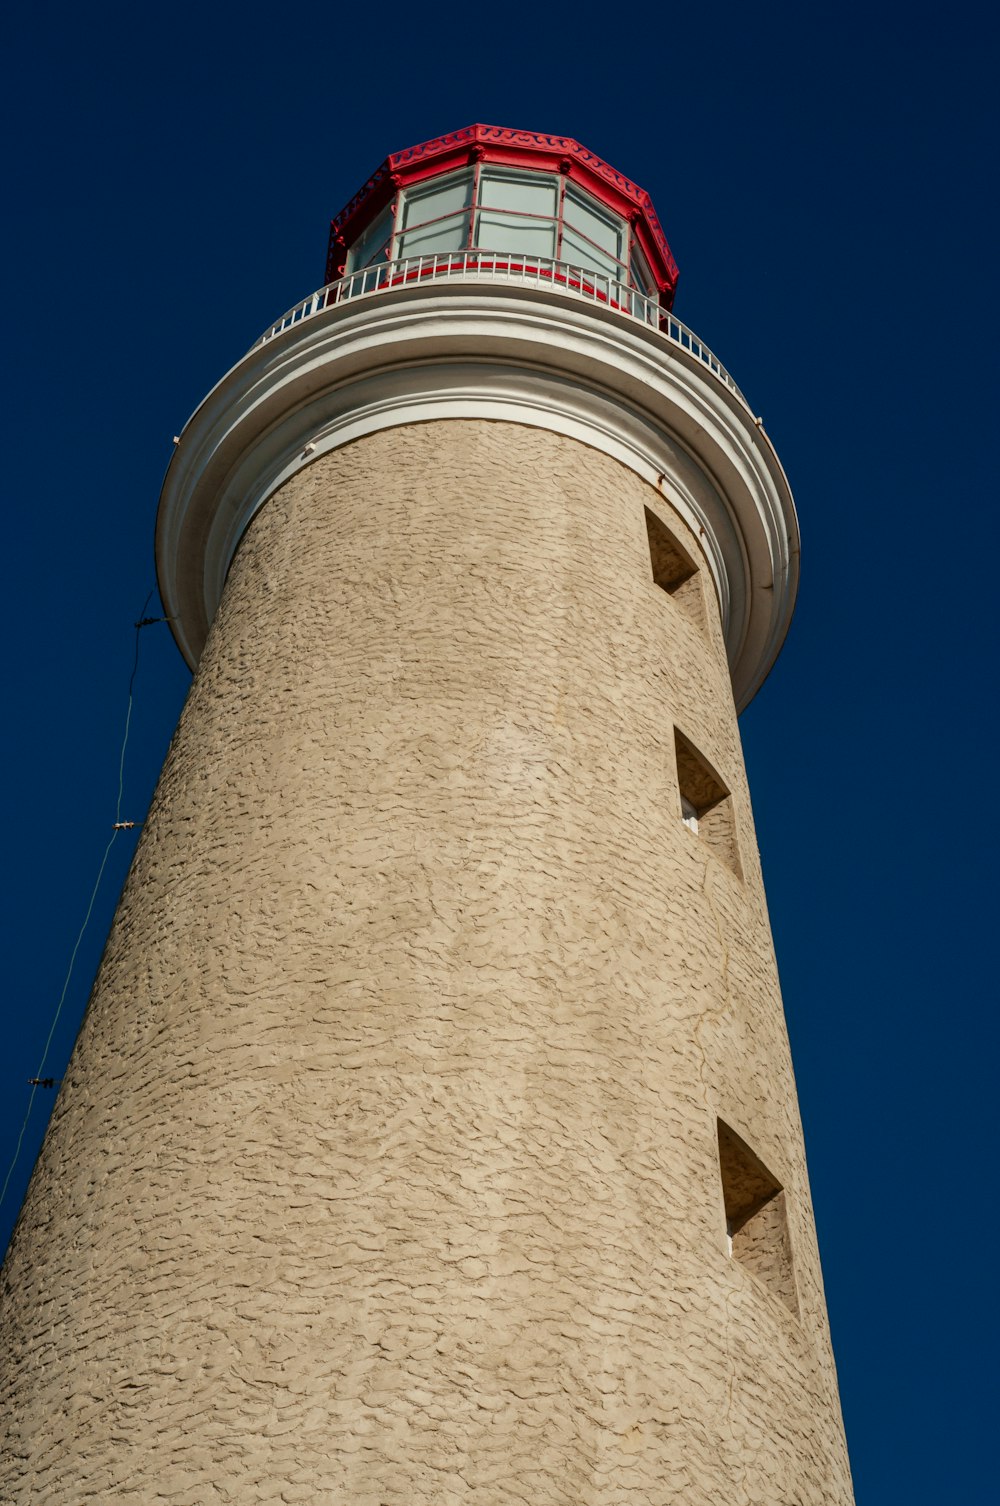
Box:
[2,4,996,1500]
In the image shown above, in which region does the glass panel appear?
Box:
[630,246,654,296]
[396,214,469,258]
[560,226,621,281]
[400,172,473,229]
[563,187,624,260]
[347,203,394,272]
[478,168,559,217]
[474,213,558,258]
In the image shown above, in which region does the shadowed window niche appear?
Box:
[717,1120,798,1315]
[644,505,704,629]
[674,730,741,877]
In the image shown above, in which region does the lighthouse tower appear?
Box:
[1,127,854,1503]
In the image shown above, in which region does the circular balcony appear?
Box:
[251,253,750,409]
[160,253,797,711]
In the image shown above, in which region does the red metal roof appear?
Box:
[326,125,679,306]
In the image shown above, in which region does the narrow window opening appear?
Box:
[680,795,700,833]
[674,730,740,877]
[644,506,703,627]
[718,1120,797,1315]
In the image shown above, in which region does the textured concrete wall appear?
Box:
[0,421,854,1504]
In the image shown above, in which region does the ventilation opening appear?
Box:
[718,1120,797,1314]
[674,730,740,876]
[644,506,703,627]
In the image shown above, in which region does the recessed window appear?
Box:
[644,507,703,628]
[717,1120,797,1315]
[680,795,700,833]
[674,730,740,876]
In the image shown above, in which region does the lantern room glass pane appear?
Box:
[397,215,470,258]
[630,246,654,296]
[400,172,473,229]
[347,203,394,272]
[385,163,655,296]
[475,212,558,258]
[563,187,625,261]
[561,226,621,282]
[478,169,559,217]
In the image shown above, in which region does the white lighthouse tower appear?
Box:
[1,125,854,1504]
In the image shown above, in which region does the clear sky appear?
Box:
[1,3,997,1501]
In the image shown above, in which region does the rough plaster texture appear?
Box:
[0,421,854,1504]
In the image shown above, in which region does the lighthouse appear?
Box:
[1,126,854,1503]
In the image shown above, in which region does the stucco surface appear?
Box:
[0,421,854,1504]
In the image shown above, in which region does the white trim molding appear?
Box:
[156,279,799,710]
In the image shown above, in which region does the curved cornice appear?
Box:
[156,281,799,711]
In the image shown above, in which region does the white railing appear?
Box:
[251,253,748,407]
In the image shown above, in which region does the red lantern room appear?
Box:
[325,124,680,312]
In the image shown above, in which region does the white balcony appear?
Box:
[251,253,749,410]
[161,253,796,711]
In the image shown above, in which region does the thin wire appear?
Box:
[116,590,152,824]
[0,589,155,1219]
[0,830,119,1212]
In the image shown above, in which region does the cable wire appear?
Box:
[0,830,120,1212]
[0,589,156,1221]
[116,591,152,824]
